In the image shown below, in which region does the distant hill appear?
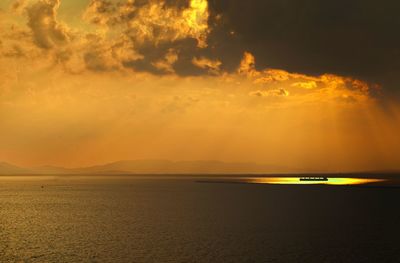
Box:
[33,165,74,175]
[1,160,399,176]
[0,160,292,175]
[0,162,32,175]
[74,160,291,174]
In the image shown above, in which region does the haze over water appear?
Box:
[1,175,399,262]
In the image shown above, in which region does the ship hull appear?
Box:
[299,177,328,182]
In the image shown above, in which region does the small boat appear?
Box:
[299,177,328,181]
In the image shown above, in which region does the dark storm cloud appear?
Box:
[207,0,400,95]
[123,38,209,76]
[121,5,240,76]
[81,0,213,74]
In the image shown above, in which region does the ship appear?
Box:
[299,177,328,181]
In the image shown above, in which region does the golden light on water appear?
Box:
[247,177,386,185]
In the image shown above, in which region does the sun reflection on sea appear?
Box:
[247,177,385,185]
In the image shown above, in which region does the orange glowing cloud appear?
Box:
[192,56,222,74]
[84,0,209,47]
[235,52,372,104]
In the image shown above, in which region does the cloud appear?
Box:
[237,51,256,76]
[77,0,212,74]
[249,89,289,98]
[80,33,143,72]
[209,0,400,96]
[236,52,372,104]
[291,81,317,90]
[84,0,209,47]
[11,0,27,14]
[0,0,379,101]
[192,56,221,74]
[125,0,209,48]
[26,0,70,49]
[83,0,121,27]
[0,11,38,59]
[152,48,179,74]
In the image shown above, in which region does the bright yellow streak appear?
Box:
[248,177,385,185]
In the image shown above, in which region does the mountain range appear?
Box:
[0,160,293,175]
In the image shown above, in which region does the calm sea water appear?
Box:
[0,176,399,262]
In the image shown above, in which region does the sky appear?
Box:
[0,0,400,172]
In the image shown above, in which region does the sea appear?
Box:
[0,175,399,262]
